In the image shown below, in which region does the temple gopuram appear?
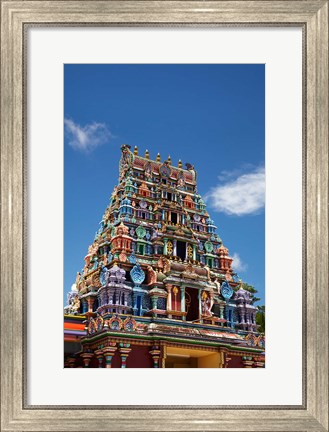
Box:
[64,145,265,368]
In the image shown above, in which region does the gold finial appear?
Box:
[134,145,138,155]
[167,155,172,165]
[156,153,161,162]
[178,159,182,168]
[145,149,150,159]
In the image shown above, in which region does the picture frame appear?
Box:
[1,1,328,431]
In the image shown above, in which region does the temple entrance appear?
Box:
[177,241,186,260]
[185,287,199,322]
[165,347,221,368]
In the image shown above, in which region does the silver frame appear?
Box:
[1,1,328,431]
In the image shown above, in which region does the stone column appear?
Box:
[163,238,168,255]
[149,345,161,368]
[198,289,202,321]
[81,353,93,368]
[95,349,104,368]
[219,304,224,320]
[103,343,117,368]
[219,304,225,327]
[180,286,186,320]
[119,343,131,368]
[166,284,172,318]
[87,296,95,313]
[151,296,158,310]
[173,239,177,256]
[193,244,197,261]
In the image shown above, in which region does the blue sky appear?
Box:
[64,64,265,305]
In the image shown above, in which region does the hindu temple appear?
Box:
[64,144,265,368]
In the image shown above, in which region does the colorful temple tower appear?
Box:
[64,145,265,368]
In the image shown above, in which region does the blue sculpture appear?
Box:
[221,281,234,300]
[100,266,107,286]
[130,264,145,285]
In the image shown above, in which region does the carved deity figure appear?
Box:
[214,278,221,294]
[201,291,213,317]
[71,296,80,313]
[119,144,133,180]
[75,272,81,287]
[147,265,157,285]
[158,256,171,274]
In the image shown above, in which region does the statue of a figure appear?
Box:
[201,292,213,317]
[147,265,157,285]
[185,162,197,181]
[75,272,81,287]
[158,256,171,274]
[71,296,80,313]
[119,144,133,180]
[204,265,211,282]
[214,278,221,294]
[164,258,171,274]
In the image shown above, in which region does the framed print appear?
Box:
[1,1,328,431]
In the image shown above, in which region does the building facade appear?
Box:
[64,145,265,368]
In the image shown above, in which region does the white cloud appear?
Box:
[205,166,265,216]
[64,118,111,153]
[231,252,248,273]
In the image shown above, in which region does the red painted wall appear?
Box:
[126,345,154,368]
[226,354,244,368]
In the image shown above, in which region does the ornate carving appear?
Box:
[221,281,234,300]
[119,144,134,180]
[147,265,157,285]
[130,264,146,285]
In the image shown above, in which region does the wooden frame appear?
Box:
[1,1,328,431]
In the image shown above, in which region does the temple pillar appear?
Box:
[173,239,177,256]
[219,304,225,327]
[119,343,131,368]
[149,345,161,368]
[180,285,186,320]
[172,287,179,311]
[103,343,117,368]
[198,289,202,321]
[87,297,95,313]
[81,353,93,368]
[163,238,168,255]
[95,349,104,368]
[151,296,158,310]
[166,284,172,318]
[193,244,197,261]
[242,356,254,368]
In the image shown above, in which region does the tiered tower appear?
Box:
[64,145,265,368]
